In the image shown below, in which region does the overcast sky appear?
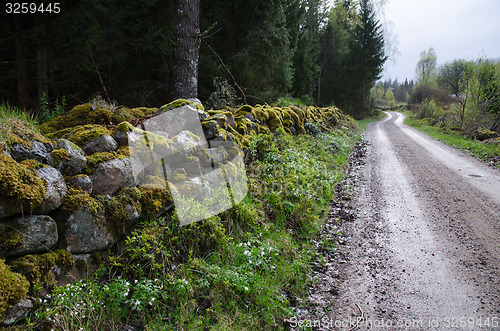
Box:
[380,0,500,82]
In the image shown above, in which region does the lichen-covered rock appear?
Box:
[1,297,33,326]
[62,207,116,254]
[102,188,142,237]
[33,166,67,214]
[0,154,47,220]
[46,124,112,149]
[39,104,155,133]
[475,127,499,141]
[61,187,102,216]
[1,215,58,257]
[160,98,205,112]
[8,249,74,289]
[9,140,54,164]
[113,121,135,146]
[138,185,174,219]
[90,158,136,195]
[68,174,93,193]
[51,139,87,176]
[83,134,118,155]
[0,259,29,322]
[201,120,220,140]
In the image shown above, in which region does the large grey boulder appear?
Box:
[62,207,116,254]
[83,134,118,155]
[34,166,67,214]
[90,158,136,195]
[3,215,58,257]
[53,139,87,176]
[9,140,54,164]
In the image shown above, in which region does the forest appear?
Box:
[0,0,386,119]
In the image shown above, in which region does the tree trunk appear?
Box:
[16,39,30,109]
[172,0,200,99]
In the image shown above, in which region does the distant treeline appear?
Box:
[0,0,386,118]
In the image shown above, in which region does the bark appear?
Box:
[172,0,200,99]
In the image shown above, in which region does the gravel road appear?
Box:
[328,112,500,330]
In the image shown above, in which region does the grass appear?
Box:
[357,110,387,132]
[28,125,359,330]
[403,110,500,168]
[0,102,40,150]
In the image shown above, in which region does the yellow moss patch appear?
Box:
[84,151,125,175]
[0,223,24,256]
[46,124,112,148]
[0,259,29,320]
[0,154,47,215]
[50,148,70,166]
[102,187,143,238]
[234,105,253,118]
[9,249,74,291]
[160,99,205,112]
[40,104,152,133]
[139,185,175,219]
[61,187,103,216]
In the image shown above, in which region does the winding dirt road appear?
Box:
[330,112,500,330]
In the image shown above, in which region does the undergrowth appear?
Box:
[0,102,40,151]
[26,125,358,330]
[403,110,500,168]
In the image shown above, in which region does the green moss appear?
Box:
[0,223,24,256]
[113,121,135,138]
[130,107,157,116]
[101,188,143,238]
[0,259,29,320]
[39,104,152,133]
[139,186,175,219]
[160,99,205,112]
[266,108,284,132]
[119,145,130,157]
[0,154,47,215]
[251,106,270,123]
[84,151,125,175]
[19,159,46,171]
[234,105,253,118]
[61,187,103,216]
[9,249,74,291]
[46,124,112,148]
[50,148,70,166]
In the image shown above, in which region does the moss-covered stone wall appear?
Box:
[0,98,356,324]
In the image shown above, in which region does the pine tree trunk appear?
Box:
[172,0,200,99]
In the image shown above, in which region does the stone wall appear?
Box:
[0,99,354,325]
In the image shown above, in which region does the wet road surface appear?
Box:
[329,112,500,330]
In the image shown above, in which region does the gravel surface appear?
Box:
[294,112,500,330]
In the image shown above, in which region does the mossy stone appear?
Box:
[160,99,205,112]
[46,124,112,149]
[234,105,253,118]
[61,187,103,216]
[9,249,74,291]
[39,104,152,133]
[0,154,47,218]
[0,259,29,321]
